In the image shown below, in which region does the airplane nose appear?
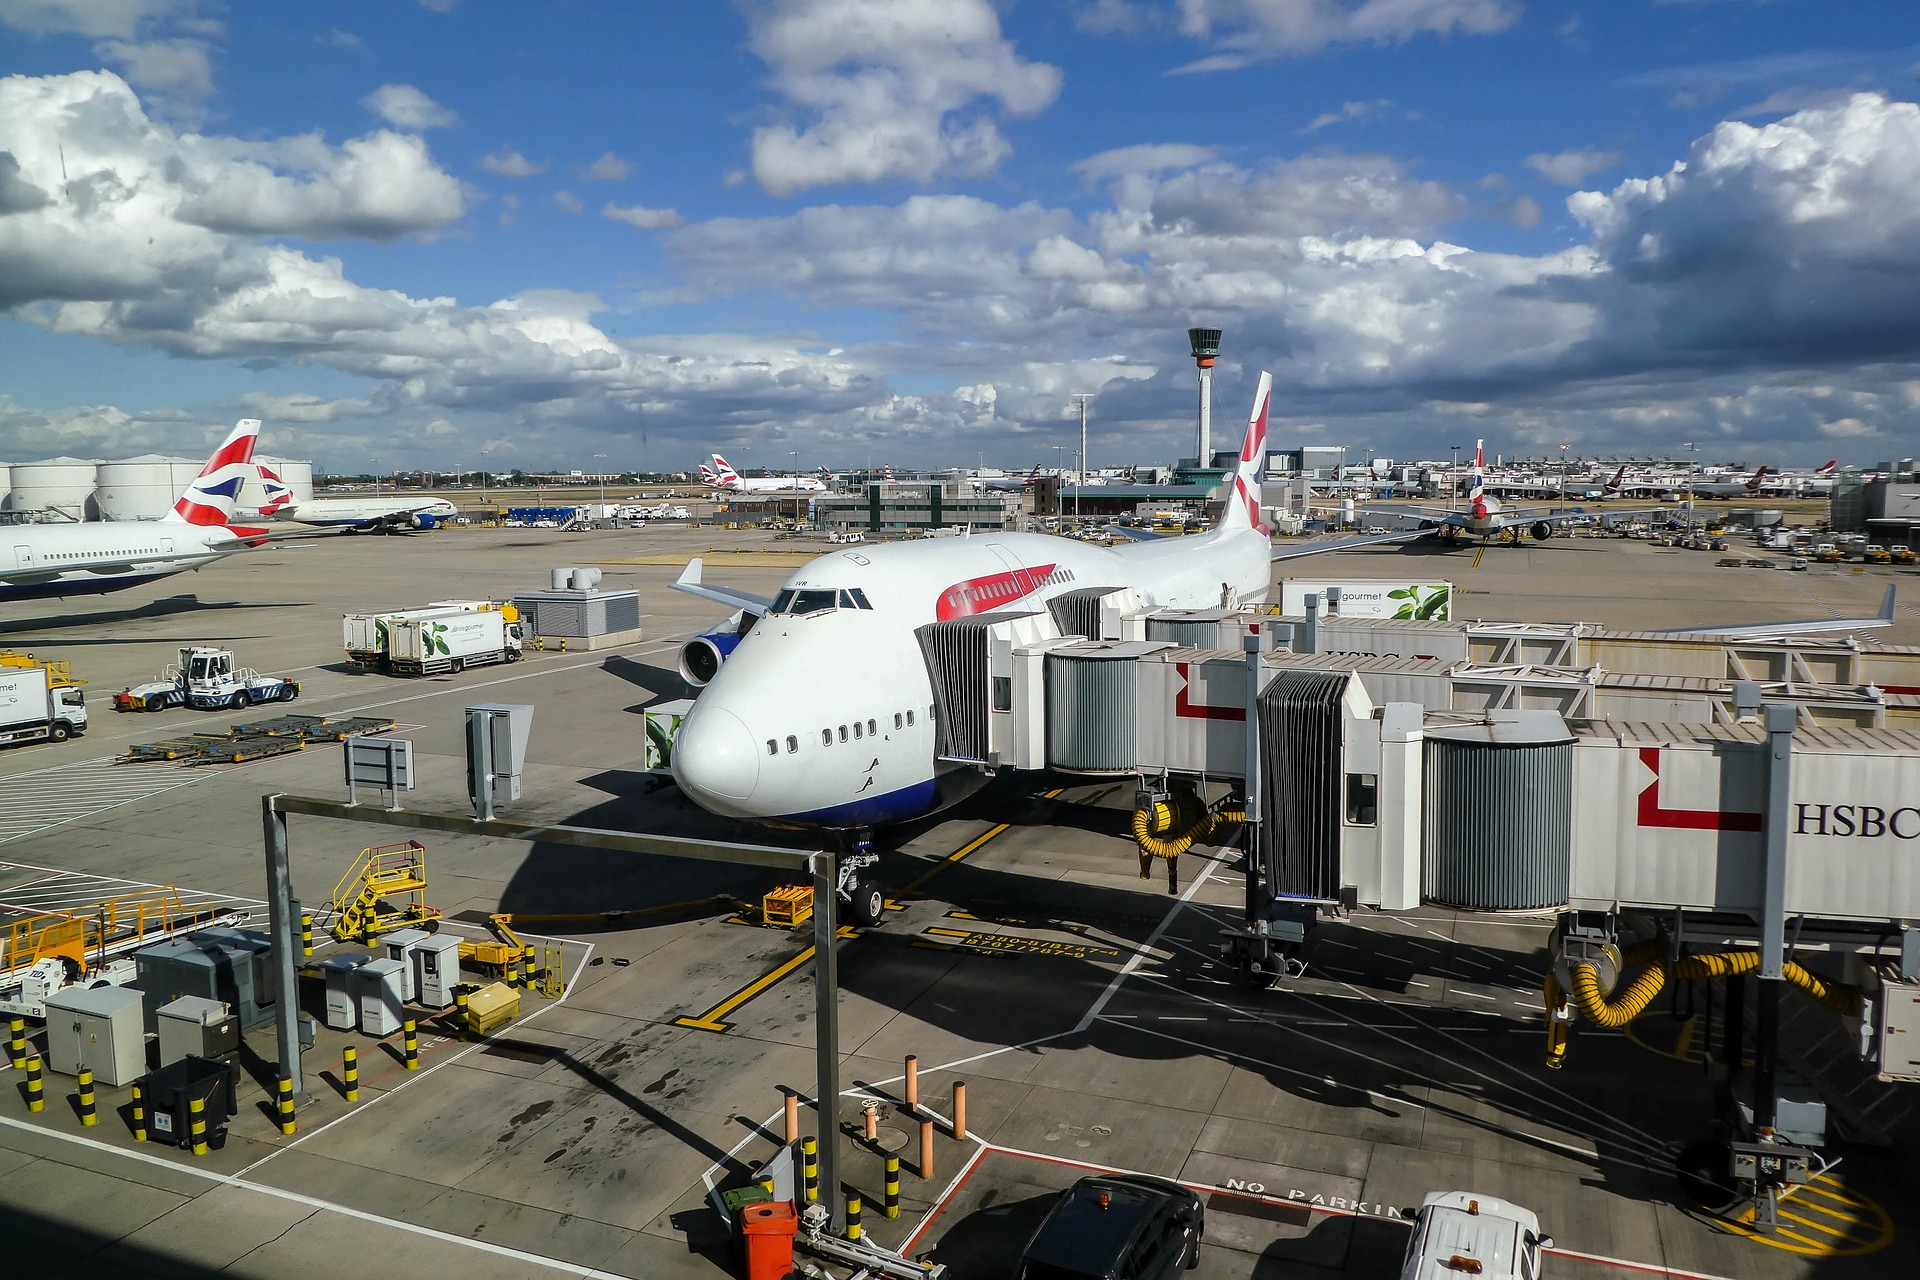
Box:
[671,706,761,811]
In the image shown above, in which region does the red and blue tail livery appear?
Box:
[166,418,262,526]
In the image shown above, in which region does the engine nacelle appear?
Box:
[411,512,439,529]
[1530,520,1553,541]
[679,630,742,687]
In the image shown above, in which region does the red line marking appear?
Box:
[1636,747,1761,832]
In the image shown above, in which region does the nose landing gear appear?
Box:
[836,829,886,929]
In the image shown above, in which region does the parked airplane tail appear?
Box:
[1817,460,1838,476]
[1603,465,1626,493]
[254,465,297,515]
[711,453,741,483]
[1215,372,1270,536]
[164,419,261,526]
[1746,466,1771,492]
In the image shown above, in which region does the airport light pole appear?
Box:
[1683,441,1697,535]
[594,454,607,512]
[1069,393,1094,523]
[1449,444,1462,510]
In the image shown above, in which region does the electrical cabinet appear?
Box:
[46,985,146,1085]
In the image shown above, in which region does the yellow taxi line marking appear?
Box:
[671,927,858,1033]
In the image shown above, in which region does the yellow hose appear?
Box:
[1130,798,1244,862]
[1563,949,1862,1030]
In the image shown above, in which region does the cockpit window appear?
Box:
[772,588,838,616]
[771,589,796,614]
[848,588,872,610]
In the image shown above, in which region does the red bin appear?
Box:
[740,1200,799,1280]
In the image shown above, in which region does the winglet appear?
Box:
[1882,584,1897,623]
[677,557,704,590]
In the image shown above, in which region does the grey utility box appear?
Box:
[46,985,147,1085]
[354,958,406,1036]
[381,928,432,1002]
[318,952,370,1030]
[134,935,274,1034]
[156,996,238,1069]
[413,933,463,1010]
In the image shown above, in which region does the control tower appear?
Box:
[1188,327,1221,466]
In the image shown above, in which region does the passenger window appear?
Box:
[766,740,777,756]
[867,718,876,736]
[906,710,914,726]
[1346,773,1378,826]
[894,713,902,729]
[822,729,832,746]
[786,735,798,753]
[838,725,848,742]
[853,722,863,740]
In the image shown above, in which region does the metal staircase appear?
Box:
[328,840,440,943]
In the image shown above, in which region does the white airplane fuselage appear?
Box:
[712,476,827,494]
[671,526,1270,830]
[274,497,459,529]
[0,523,253,601]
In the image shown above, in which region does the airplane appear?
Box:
[967,465,1043,493]
[665,371,1424,915]
[254,468,456,532]
[1,420,275,603]
[702,454,827,494]
[1351,440,1667,551]
[1688,466,1769,499]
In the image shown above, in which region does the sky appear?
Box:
[1,1,1918,476]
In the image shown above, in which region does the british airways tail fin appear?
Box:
[164,419,261,526]
[1214,372,1270,536]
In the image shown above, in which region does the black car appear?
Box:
[1014,1175,1205,1280]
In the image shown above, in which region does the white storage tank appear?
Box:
[96,455,191,521]
[6,456,99,520]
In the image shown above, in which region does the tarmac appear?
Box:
[0,519,1915,1279]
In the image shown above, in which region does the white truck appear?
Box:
[1281,578,1453,622]
[343,601,508,668]
[0,661,88,747]
[387,608,525,675]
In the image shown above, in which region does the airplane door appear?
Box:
[11,545,29,569]
[160,537,175,555]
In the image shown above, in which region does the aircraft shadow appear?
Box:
[0,594,296,635]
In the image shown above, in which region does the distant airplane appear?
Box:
[1355,440,1665,549]
[255,468,456,532]
[700,454,827,493]
[1689,466,1770,499]
[968,464,1043,493]
[1,420,275,603]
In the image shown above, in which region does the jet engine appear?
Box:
[679,631,740,687]
[1530,521,1553,541]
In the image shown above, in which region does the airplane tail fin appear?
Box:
[1747,466,1770,491]
[1818,460,1838,476]
[164,418,262,526]
[711,453,739,482]
[1214,371,1270,536]
[1604,465,1625,492]
[253,465,296,515]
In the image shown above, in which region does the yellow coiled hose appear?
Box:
[1541,945,1862,1066]
[1131,796,1245,891]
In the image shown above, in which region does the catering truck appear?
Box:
[343,601,514,669]
[0,658,87,747]
[385,608,525,675]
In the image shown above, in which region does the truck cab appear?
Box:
[1400,1193,1550,1280]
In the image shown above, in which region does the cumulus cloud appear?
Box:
[0,0,202,40]
[604,201,683,230]
[740,0,1063,195]
[552,189,582,213]
[0,151,50,213]
[94,38,213,121]
[1524,148,1622,185]
[480,148,542,177]
[320,28,367,53]
[1169,0,1521,72]
[581,151,629,181]
[363,83,458,130]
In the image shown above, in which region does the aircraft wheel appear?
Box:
[848,878,885,928]
[233,692,252,710]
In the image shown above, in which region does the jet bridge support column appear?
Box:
[1240,629,1266,965]
[1754,698,1797,1131]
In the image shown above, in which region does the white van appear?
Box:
[1399,1192,1550,1280]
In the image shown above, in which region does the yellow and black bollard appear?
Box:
[884,1155,901,1219]
[557,637,568,653]
[343,1046,360,1102]
[275,1076,296,1136]
[6,1017,24,1069]
[402,1019,419,1071]
[503,950,520,988]
[300,912,314,959]
[453,988,471,1038]
[844,1190,863,1242]
[801,1135,819,1202]
[24,1054,43,1113]
[521,946,538,991]
[189,1095,208,1156]
[76,1069,96,1127]
[130,1082,147,1141]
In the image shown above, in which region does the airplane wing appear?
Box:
[1271,528,1427,560]
[1657,586,1897,639]
[671,557,778,616]
[1106,525,1171,542]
